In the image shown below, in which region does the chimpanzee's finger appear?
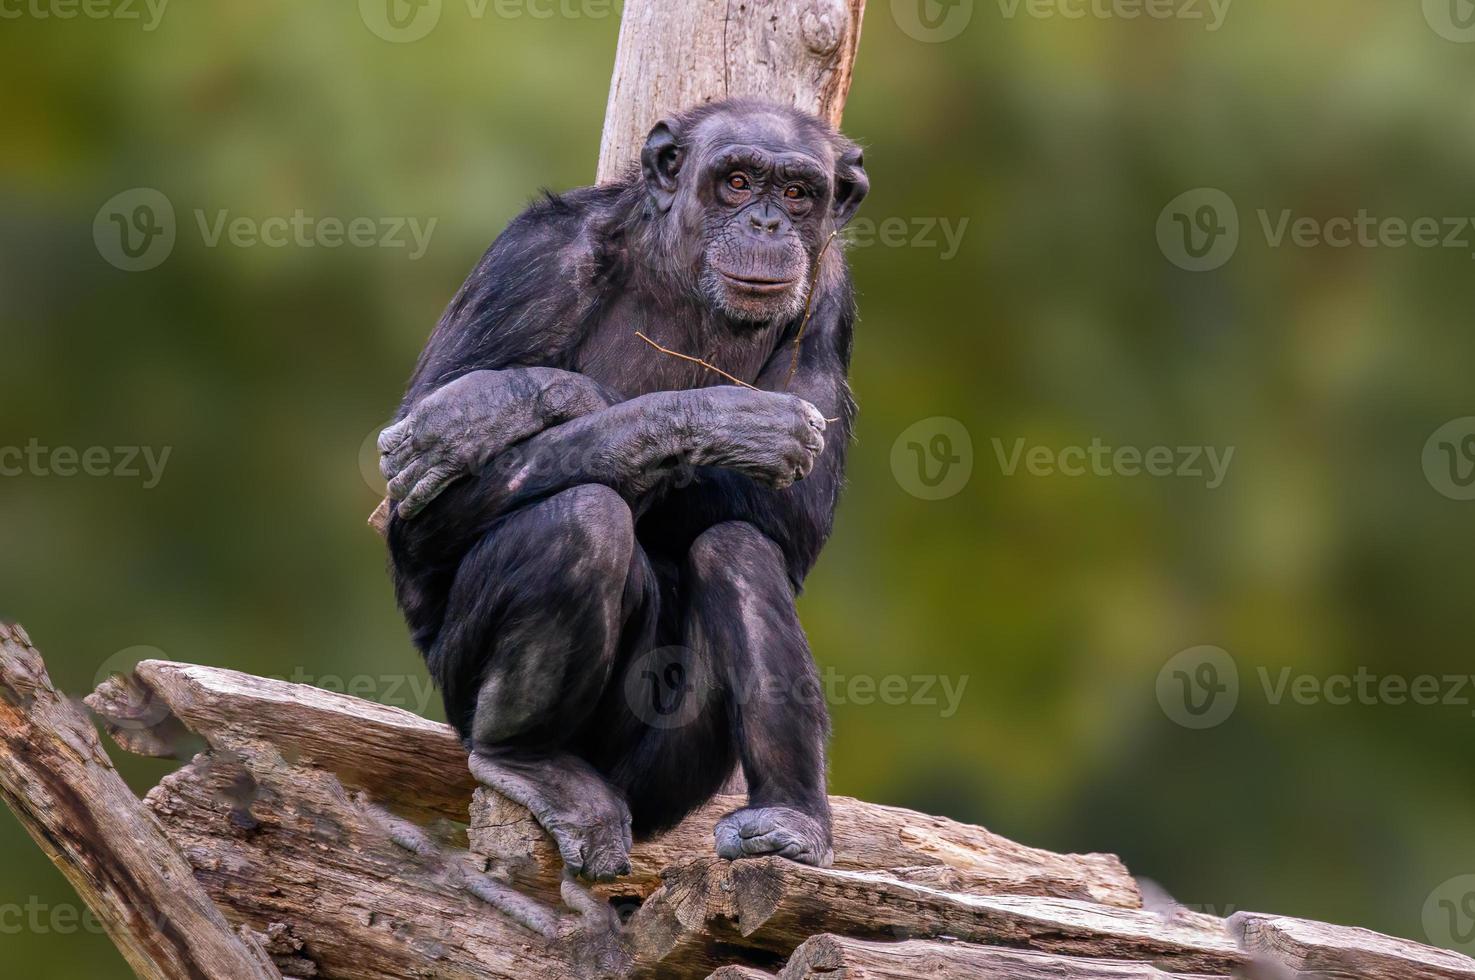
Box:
[377,419,413,455]
[388,458,429,502]
[398,465,457,519]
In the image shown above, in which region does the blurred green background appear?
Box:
[4,0,1475,974]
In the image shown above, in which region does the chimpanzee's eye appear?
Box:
[727,174,750,191]
[784,185,807,200]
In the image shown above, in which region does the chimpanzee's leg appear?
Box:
[576,551,738,838]
[432,483,644,880]
[685,521,834,866]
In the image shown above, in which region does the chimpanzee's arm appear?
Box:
[412,384,828,530]
[645,275,857,587]
[381,195,620,517]
[381,367,617,518]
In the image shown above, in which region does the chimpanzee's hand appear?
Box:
[380,368,611,519]
[686,388,827,489]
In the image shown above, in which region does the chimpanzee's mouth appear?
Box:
[719,271,799,294]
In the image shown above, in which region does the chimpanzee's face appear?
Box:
[694,133,832,322]
[641,105,869,324]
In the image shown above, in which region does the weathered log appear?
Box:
[0,624,279,980]
[707,967,777,980]
[88,660,476,823]
[626,856,1246,978]
[1228,911,1475,980]
[11,625,1474,980]
[87,659,1140,909]
[471,787,1139,908]
[596,0,867,183]
[142,743,626,980]
[712,934,1229,979]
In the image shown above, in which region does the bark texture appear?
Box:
[596,0,868,184]
[0,624,278,980]
[26,645,1462,980]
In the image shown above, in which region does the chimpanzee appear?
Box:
[379,98,868,880]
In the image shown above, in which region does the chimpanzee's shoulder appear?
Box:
[519,185,627,227]
[496,184,628,265]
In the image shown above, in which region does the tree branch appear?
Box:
[0,623,279,980]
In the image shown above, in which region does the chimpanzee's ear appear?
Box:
[832,144,869,228]
[641,120,684,212]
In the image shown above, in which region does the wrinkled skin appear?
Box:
[381,98,869,882]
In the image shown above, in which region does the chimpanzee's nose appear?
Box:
[749,208,783,235]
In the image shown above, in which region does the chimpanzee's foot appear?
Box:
[470,748,632,881]
[714,805,834,867]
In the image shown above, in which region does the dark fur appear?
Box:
[384,99,867,855]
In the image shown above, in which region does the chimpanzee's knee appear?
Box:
[435,484,636,745]
[687,521,788,593]
[546,484,636,584]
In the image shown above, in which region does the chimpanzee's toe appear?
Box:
[714,806,833,867]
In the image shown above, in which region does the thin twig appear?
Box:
[634,331,760,390]
[784,228,840,391]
